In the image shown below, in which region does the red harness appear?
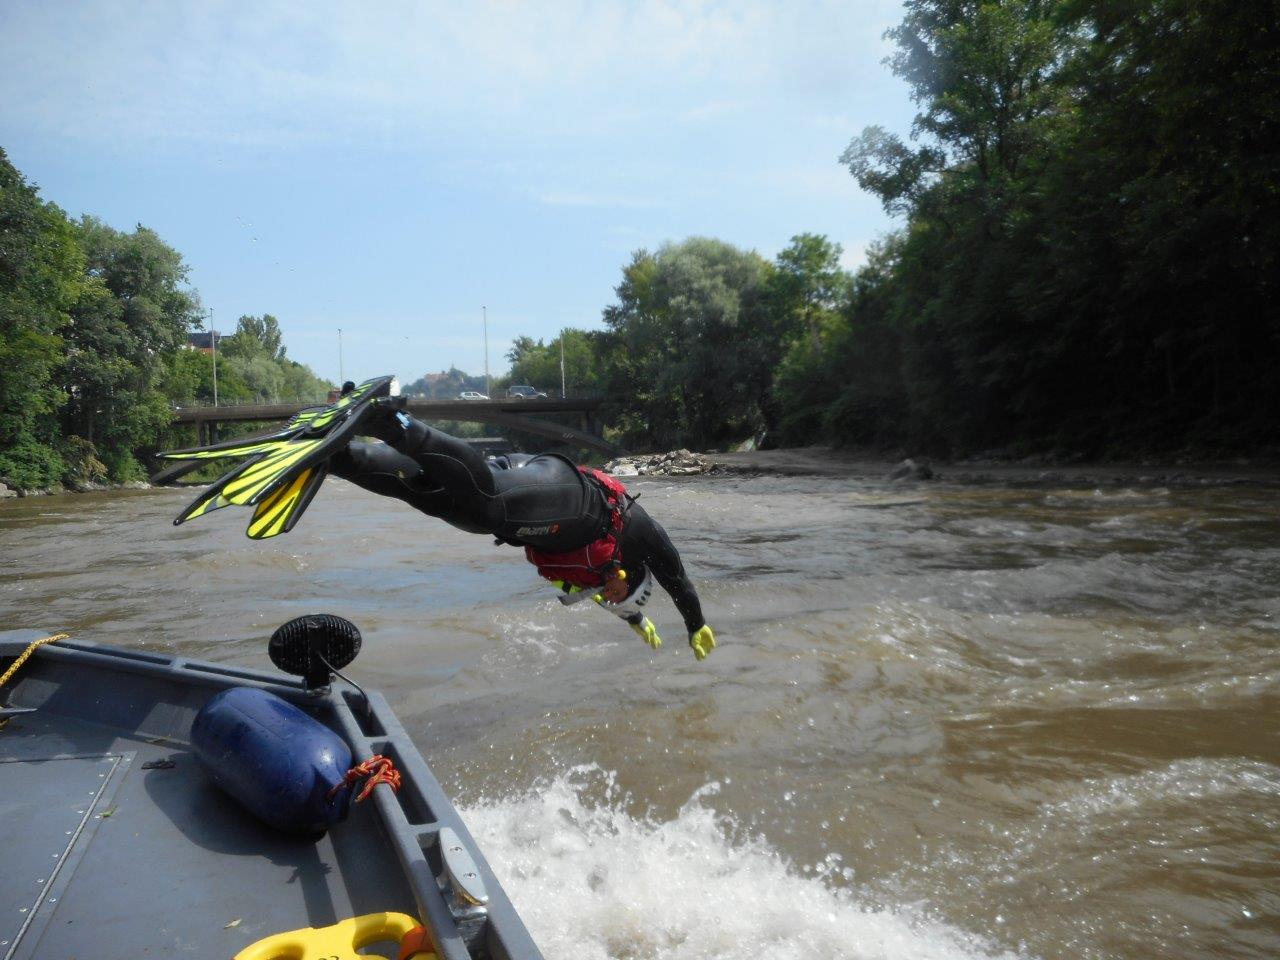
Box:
[525,467,629,587]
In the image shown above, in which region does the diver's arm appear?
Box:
[623,506,706,636]
[553,576,665,650]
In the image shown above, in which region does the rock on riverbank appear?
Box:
[0,480,152,498]
[888,458,935,482]
[602,449,726,477]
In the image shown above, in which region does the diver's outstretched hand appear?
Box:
[689,624,716,661]
[630,617,662,649]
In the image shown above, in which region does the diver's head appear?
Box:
[341,380,356,396]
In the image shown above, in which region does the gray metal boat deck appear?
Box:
[0,630,543,960]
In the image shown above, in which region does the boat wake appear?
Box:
[459,765,1022,960]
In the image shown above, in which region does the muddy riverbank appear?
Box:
[710,445,1280,485]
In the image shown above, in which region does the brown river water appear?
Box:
[1,473,1277,960]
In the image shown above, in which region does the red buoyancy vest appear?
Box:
[525,467,629,587]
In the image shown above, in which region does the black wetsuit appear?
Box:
[330,416,706,634]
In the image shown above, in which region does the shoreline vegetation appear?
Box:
[502,3,1278,465]
[0,149,332,496]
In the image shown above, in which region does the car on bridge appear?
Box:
[506,385,548,399]
[458,391,489,400]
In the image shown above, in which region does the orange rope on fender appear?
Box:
[329,754,402,803]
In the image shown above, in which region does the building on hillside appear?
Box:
[186,331,221,354]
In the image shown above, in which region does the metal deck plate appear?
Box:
[0,632,544,960]
[0,754,124,958]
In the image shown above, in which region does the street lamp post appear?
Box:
[338,328,344,386]
[209,307,218,408]
[560,330,566,398]
[483,306,490,398]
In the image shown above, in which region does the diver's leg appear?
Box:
[329,439,459,521]
[372,409,602,543]
[333,441,495,532]
[330,441,424,502]
[381,416,499,521]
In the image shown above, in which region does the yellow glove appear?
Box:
[689,624,716,661]
[630,617,662,649]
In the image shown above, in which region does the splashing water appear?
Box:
[460,765,1021,960]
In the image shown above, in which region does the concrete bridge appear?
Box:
[170,396,617,456]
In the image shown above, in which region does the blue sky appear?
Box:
[1,1,913,386]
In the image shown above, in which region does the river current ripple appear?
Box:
[2,474,1277,960]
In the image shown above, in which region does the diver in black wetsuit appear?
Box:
[329,403,716,660]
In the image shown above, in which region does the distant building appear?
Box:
[186,331,221,354]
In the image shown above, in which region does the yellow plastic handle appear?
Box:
[234,912,435,960]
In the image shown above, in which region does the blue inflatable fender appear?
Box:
[191,686,354,835]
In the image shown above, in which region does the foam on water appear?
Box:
[460,765,1022,960]
[1037,758,1280,822]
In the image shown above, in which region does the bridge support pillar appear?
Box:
[195,420,220,445]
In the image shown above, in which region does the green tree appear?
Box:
[278,358,331,403]
[0,150,84,487]
[60,217,201,478]
[1037,0,1280,449]
[222,313,285,361]
[773,239,903,446]
[844,0,1063,213]
[505,329,604,397]
[602,238,773,449]
[159,348,256,406]
[811,0,1280,456]
[1,150,335,485]
[770,234,850,350]
[836,0,1070,450]
[213,314,328,402]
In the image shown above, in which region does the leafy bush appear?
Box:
[101,448,145,484]
[0,434,66,491]
[59,435,107,486]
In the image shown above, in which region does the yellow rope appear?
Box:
[0,632,68,688]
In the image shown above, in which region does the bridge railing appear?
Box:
[171,393,606,410]
[170,398,329,410]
